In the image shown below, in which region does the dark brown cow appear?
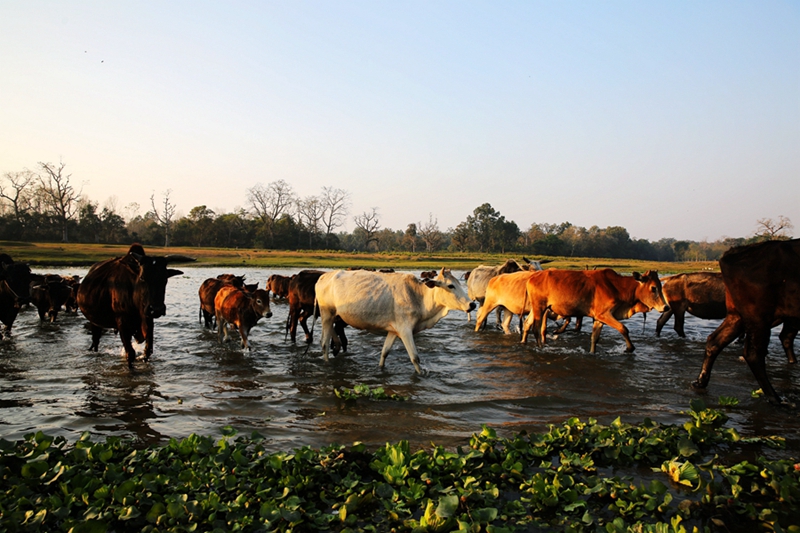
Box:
[30,276,73,322]
[267,274,292,299]
[0,254,32,338]
[286,269,347,353]
[655,272,727,337]
[77,244,191,367]
[694,239,800,404]
[61,275,81,313]
[214,285,272,350]
[198,274,246,329]
[521,269,668,353]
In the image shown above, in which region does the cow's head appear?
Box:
[632,270,669,313]
[130,251,185,319]
[249,288,273,319]
[0,259,32,305]
[424,267,476,313]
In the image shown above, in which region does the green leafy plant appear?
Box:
[334,383,409,402]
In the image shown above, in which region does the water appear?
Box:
[1,266,799,453]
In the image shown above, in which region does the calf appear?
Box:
[198,274,247,329]
[655,272,727,337]
[215,286,273,350]
[267,274,292,299]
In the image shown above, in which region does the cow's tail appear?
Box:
[304,297,319,356]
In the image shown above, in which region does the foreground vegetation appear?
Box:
[1,399,797,532]
[0,241,717,273]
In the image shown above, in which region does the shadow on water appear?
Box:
[0,266,798,453]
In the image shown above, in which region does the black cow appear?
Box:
[77,244,193,366]
[0,254,32,338]
[30,276,73,322]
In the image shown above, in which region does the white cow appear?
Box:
[314,267,475,373]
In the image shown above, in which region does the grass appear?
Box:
[0,241,718,273]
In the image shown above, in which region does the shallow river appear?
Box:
[1,266,799,453]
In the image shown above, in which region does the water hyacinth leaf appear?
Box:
[471,507,498,522]
[118,506,141,520]
[21,460,49,478]
[146,502,166,523]
[436,494,459,518]
[677,437,700,458]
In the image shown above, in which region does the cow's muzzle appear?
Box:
[147,304,167,318]
[467,301,477,313]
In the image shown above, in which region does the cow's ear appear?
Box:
[424,280,437,289]
[167,269,183,278]
[632,272,643,282]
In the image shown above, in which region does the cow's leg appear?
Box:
[217,312,229,343]
[743,325,782,404]
[655,309,672,337]
[574,316,584,332]
[299,311,313,344]
[89,325,103,352]
[553,315,571,335]
[379,332,398,369]
[116,324,138,368]
[520,306,540,345]
[673,311,687,338]
[779,321,798,364]
[395,329,423,374]
[319,308,336,362]
[589,321,605,353]
[332,317,347,355]
[474,303,495,332]
[240,326,250,350]
[593,314,633,352]
[501,309,514,334]
[693,312,743,390]
[494,307,504,328]
[143,317,154,361]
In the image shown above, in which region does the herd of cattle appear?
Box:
[0,240,798,405]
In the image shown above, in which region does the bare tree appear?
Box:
[755,216,793,241]
[150,190,177,247]
[0,170,35,222]
[418,213,443,251]
[353,207,381,250]
[295,195,324,247]
[247,180,296,246]
[37,161,84,242]
[320,186,350,243]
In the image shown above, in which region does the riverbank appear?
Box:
[1,241,716,273]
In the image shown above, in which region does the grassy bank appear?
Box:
[0,241,716,274]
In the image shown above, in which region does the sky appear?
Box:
[1,1,798,242]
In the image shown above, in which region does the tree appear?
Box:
[403,223,419,252]
[247,180,296,247]
[149,190,177,247]
[296,195,324,247]
[417,214,443,252]
[0,170,35,223]
[320,186,350,247]
[754,216,793,241]
[353,208,381,250]
[37,161,83,242]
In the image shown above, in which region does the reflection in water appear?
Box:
[0,266,796,454]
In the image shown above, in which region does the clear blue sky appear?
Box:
[2,1,798,241]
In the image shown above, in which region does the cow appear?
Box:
[314,267,475,373]
[694,239,800,404]
[0,254,32,338]
[214,285,273,350]
[198,274,247,329]
[655,272,727,337]
[61,275,81,313]
[286,270,348,353]
[474,270,583,335]
[267,274,292,299]
[520,269,668,353]
[467,259,541,324]
[76,244,192,367]
[30,275,73,322]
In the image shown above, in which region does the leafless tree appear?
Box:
[353,207,381,250]
[37,161,84,242]
[320,186,350,243]
[755,215,794,241]
[418,213,444,251]
[296,195,324,247]
[150,190,177,247]
[247,180,296,246]
[0,170,35,222]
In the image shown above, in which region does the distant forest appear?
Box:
[1,162,794,262]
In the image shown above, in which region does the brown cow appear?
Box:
[694,239,800,404]
[467,258,540,324]
[77,244,191,366]
[655,272,727,337]
[521,269,668,353]
[215,285,273,350]
[267,274,292,299]
[30,276,73,322]
[475,270,583,334]
[286,270,348,353]
[198,274,247,329]
[0,254,32,338]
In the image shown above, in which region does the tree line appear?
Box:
[1,162,793,262]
